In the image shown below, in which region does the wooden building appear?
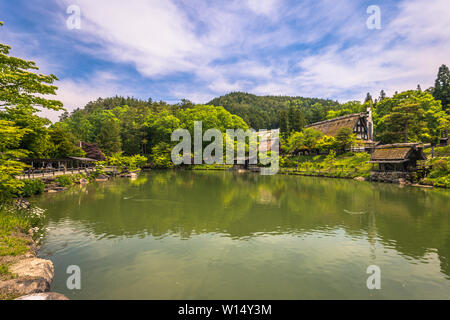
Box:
[305,109,374,141]
[368,143,427,172]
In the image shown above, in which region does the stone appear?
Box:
[79,178,89,184]
[9,258,54,284]
[15,292,69,300]
[0,277,50,297]
[370,171,414,184]
[0,258,54,298]
[96,174,110,182]
[354,177,366,181]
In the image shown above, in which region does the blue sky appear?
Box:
[1,0,449,121]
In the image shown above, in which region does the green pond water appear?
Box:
[33,171,450,299]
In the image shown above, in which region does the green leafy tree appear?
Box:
[287,128,323,154]
[47,124,85,158]
[279,110,289,135]
[0,22,63,198]
[335,127,356,152]
[0,120,29,200]
[316,135,337,153]
[97,118,122,155]
[374,90,448,144]
[287,106,306,133]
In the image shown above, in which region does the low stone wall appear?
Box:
[370,171,415,184]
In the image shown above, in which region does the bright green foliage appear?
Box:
[326,101,366,119]
[0,120,29,200]
[280,152,372,179]
[374,90,449,144]
[151,143,174,169]
[103,153,148,171]
[316,135,337,153]
[286,128,324,154]
[335,127,357,152]
[54,175,75,187]
[146,110,182,146]
[0,22,64,159]
[0,207,31,256]
[421,146,450,188]
[0,25,62,112]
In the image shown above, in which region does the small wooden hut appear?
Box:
[368,143,427,172]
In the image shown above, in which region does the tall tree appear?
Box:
[364,92,373,104]
[96,119,122,155]
[0,21,63,198]
[378,90,386,102]
[433,64,450,112]
[279,110,289,135]
[287,106,305,133]
[0,22,62,112]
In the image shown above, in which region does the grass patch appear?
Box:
[191,164,232,171]
[0,208,32,257]
[280,152,372,178]
[55,173,86,187]
[0,263,16,280]
[0,203,46,257]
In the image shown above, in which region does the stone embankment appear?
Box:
[0,220,68,300]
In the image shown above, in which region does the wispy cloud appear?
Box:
[2,0,449,113]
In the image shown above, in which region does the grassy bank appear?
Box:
[0,202,46,281]
[280,151,372,179]
[421,146,450,188]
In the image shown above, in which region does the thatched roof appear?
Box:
[305,113,365,137]
[369,143,427,163]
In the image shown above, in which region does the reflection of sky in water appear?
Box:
[34,171,450,299]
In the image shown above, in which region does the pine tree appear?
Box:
[433,64,450,112]
[287,106,305,133]
[279,110,289,136]
[364,92,373,104]
[97,119,122,155]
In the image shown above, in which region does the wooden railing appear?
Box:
[16,167,95,180]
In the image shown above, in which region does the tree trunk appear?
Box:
[404,120,409,143]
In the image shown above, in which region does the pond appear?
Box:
[33,171,450,299]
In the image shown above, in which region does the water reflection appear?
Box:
[34,171,450,298]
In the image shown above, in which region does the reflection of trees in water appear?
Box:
[34,171,450,276]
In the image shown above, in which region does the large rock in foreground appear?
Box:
[0,258,54,298]
[15,292,69,300]
[9,258,54,283]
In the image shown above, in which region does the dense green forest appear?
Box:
[208,92,340,129]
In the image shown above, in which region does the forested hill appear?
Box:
[208,92,340,129]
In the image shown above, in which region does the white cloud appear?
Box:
[248,0,450,101]
[246,0,280,16]
[40,72,131,122]
[12,0,450,111]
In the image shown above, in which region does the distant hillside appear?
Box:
[208,92,340,129]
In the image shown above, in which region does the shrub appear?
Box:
[19,179,45,197]
[55,175,74,187]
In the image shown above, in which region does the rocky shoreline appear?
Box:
[0,225,68,300]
